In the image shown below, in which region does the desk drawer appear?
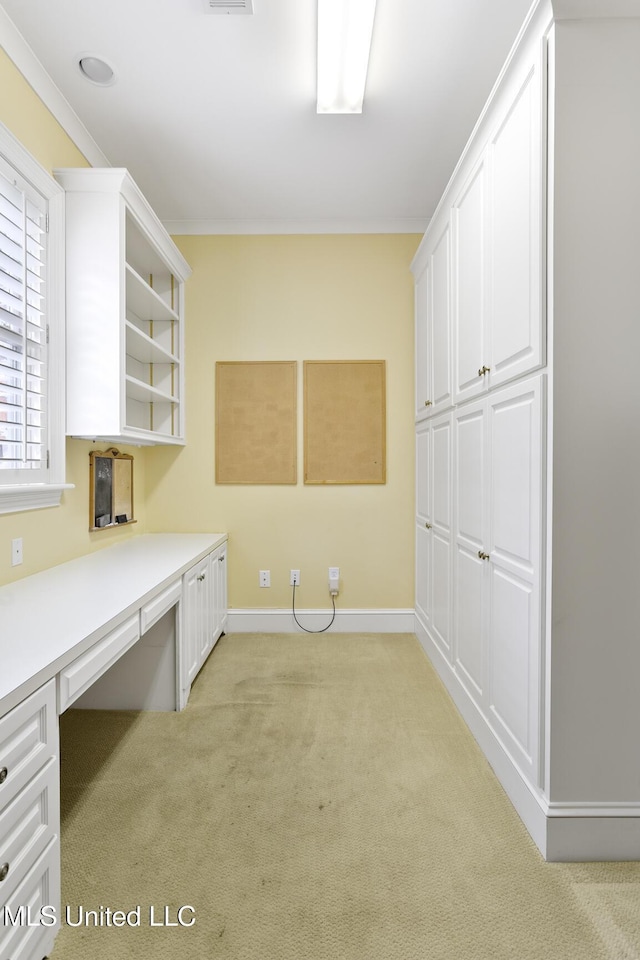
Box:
[0,836,60,960]
[140,579,181,634]
[0,758,58,902]
[0,681,57,812]
[58,614,140,713]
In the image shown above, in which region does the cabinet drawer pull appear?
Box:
[425,522,432,529]
[219,556,225,562]
[478,365,491,377]
[478,550,490,561]
[197,573,206,582]
[424,400,432,407]
[0,862,9,882]
[0,767,7,784]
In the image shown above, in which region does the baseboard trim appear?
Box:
[226,608,415,634]
[414,615,640,861]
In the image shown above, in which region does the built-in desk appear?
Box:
[0,533,227,960]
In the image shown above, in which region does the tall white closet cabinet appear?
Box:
[413,0,640,860]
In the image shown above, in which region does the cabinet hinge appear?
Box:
[45,213,49,233]
[46,450,50,469]
[46,324,50,344]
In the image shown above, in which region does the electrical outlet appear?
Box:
[290,569,300,586]
[329,567,339,581]
[259,570,270,587]
[11,538,23,566]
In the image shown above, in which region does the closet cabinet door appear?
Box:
[415,262,431,419]
[488,47,544,389]
[415,415,452,660]
[430,222,453,416]
[453,156,489,405]
[453,400,488,705]
[415,422,432,630]
[430,414,453,659]
[487,375,543,785]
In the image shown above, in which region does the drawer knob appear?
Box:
[0,862,9,882]
[219,556,225,562]
[197,573,206,582]
[0,767,7,784]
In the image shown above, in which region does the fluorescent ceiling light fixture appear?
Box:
[317,0,377,114]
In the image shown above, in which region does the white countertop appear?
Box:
[0,533,227,715]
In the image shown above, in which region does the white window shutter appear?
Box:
[0,159,48,480]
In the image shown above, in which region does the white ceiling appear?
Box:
[0,0,534,233]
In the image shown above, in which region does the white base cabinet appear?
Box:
[0,681,60,960]
[414,0,640,860]
[180,543,227,708]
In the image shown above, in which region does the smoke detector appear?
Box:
[202,0,254,13]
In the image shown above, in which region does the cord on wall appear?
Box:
[292,582,336,634]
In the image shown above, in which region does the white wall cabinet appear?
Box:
[414,0,640,860]
[415,213,452,420]
[54,168,191,445]
[180,544,227,708]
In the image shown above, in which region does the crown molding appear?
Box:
[162,217,428,236]
[0,5,109,167]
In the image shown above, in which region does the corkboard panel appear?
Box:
[304,360,386,484]
[216,361,297,484]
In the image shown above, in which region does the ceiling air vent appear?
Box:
[203,0,254,13]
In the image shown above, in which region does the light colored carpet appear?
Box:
[52,633,640,959]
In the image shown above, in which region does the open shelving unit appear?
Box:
[54,168,191,445]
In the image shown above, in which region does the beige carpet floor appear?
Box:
[52,633,640,959]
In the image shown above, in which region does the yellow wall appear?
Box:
[0,51,147,585]
[145,234,419,610]
[0,51,418,608]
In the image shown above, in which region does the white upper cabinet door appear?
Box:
[429,220,453,415]
[414,260,431,420]
[453,399,488,704]
[487,374,544,786]
[453,156,489,405]
[487,43,544,390]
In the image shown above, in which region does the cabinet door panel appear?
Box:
[415,423,430,521]
[489,378,542,577]
[431,533,451,657]
[415,262,430,418]
[454,403,485,548]
[182,562,202,689]
[453,157,487,404]
[415,524,431,630]
[489,567,536,766]
[489,60,542,388]
[432,416,451,533]
[431,223,452,412]
[454,545,485,700]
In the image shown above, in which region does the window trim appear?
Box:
[0,121,73,515]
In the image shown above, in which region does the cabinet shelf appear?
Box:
[125,264,180,326]
[125,375,179,405]
[125,320,178,365]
